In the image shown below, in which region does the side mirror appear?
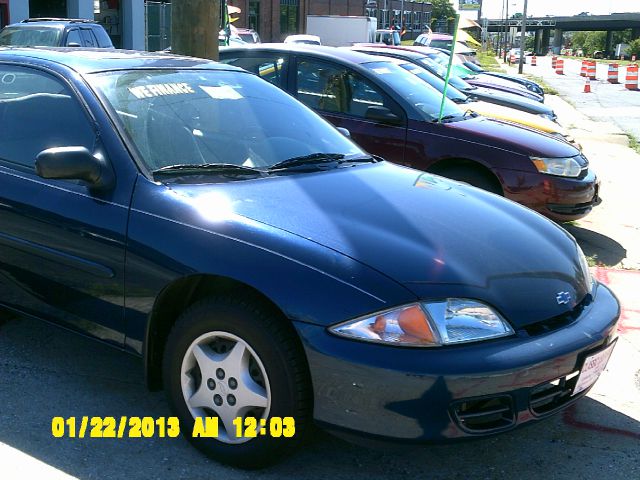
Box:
[35,146,115,191]
[67,42,82,47]
[336,127,351,138]
[365,106,402,126]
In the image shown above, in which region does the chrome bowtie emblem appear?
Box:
[556,291,571,305]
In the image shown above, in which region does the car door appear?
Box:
[293,56,408,166]
[0,64,132,346]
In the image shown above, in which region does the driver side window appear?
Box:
[296,58,403,122]
[0,66,95,171]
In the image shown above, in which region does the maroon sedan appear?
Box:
[220,45,599,221]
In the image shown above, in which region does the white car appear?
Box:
[283,34,321,45]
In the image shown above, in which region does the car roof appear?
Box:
[6,18,100,28]
[352,46,428,61]
[381,45,441,56]
[429,34,453,40]
[3,22,65,30]
[220,43,383,65]
[0,47,243,74]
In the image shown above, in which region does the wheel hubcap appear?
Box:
[180,331,271,444]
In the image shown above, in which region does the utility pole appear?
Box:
[502,0,509,62]
[400,0,404,32]
[518,0,528,74]
[172,0,220,60]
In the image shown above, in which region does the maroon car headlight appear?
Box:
[531,156,583,177]
[329,300,514,347]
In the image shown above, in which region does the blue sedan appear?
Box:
[0,48,619,468]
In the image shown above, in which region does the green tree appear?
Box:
[524,35,535,51]
[629,38,640,56]
[571,31,588,48]
[583,31,606,56]
[570,31,606,56]
[430,0,456,25]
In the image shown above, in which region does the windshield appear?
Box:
[425,50,463,67]
[429,39,453,50]
[88,69,363,172]
[362,61,462,121]
[414,56,475,91]
[0,26,62,46]
[375,31,401,46]
[398,63,468,103]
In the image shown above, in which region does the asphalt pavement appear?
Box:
[503,56,640,270]
[519,56,640,140]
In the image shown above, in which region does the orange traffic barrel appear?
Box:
[580,60,587,77]
[608,63,619,84]
[586,61,597,80]
[551,56,558,69]
[555,58,564,75]
[509,54,516,64]
[531,55,537,66]
[625,64,639,90]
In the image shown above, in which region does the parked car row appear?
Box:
[220,44,599,221]
[0,21,618,472]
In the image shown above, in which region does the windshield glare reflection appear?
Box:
[89,70,363,174]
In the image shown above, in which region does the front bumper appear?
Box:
[293,283,619,442]
[497,167,600,222]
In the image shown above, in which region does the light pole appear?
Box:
[518,0,528,73]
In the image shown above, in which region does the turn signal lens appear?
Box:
[330,304,439,347]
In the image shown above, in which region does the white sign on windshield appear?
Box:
[200,85,243,100]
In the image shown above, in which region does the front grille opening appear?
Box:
[524,294,592,336]
[451,395,515,433]
[547,202,594,215]
[529,371,580,416]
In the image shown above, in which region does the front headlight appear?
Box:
[329,300,514,347]
[531,156,583,177]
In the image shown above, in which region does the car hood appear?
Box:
[469,73,535,94]
[468,101,563,135]
[171,162,590,328]
[422,116,578,158]
[468,86,553,116]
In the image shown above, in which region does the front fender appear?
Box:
[124,176,417,355]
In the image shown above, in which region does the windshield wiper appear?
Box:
[152,163,266,177]
[432,114,460,123]
[268,153,345,171]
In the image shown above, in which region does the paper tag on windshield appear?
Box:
[200,85,243,100]
[372,67,392,75]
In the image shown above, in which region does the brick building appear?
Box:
[229,0,433,42]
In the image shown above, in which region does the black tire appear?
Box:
[162,295,311,469]
[432,164,503,195]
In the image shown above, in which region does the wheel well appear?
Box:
[427,159,503,195]
[144,274,295,391]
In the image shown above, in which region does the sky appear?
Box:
[469,0,639,18]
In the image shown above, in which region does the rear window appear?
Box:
[0,26,62,46]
